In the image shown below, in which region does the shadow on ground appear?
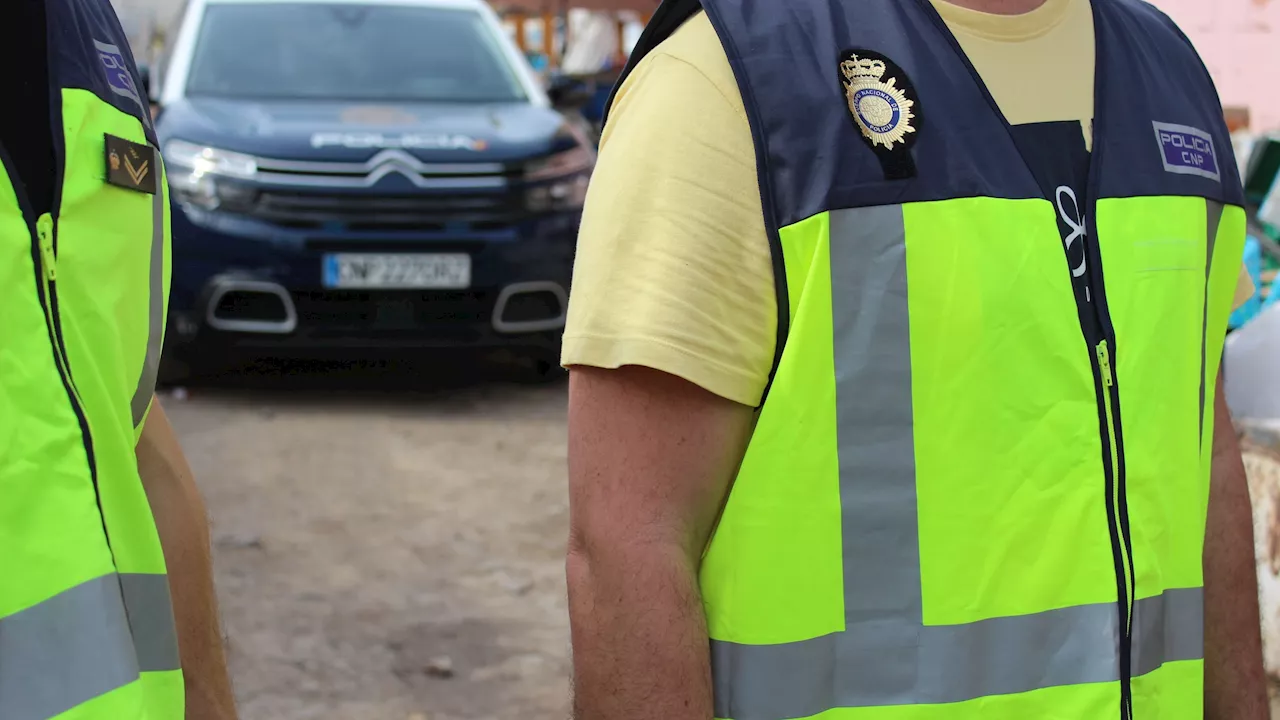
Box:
[158,351,566,411]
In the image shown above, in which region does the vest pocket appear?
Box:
[1096,196,1208,598]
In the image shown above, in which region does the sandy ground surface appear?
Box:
[164,362,573,720]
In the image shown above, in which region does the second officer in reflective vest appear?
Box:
[1,0,234,717]
[564,0,1269,718]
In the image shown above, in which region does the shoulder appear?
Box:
[613,12,746,122]
[1104,0,1201,55]
[1100,0,1224,126]
[565,13,776,407]
[1100,0,1222,120]
[50,0,154,133]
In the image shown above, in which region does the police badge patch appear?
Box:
[838,49,921,179]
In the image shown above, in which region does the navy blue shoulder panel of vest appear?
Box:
[1093,0,1244,206]
[47,0,156,146]
[697,0,1242,227]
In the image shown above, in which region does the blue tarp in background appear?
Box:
[1230,235,1275,330]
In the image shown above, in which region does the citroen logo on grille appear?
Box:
[365,150,423,184]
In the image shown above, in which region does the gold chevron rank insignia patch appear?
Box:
[105,134,157,194]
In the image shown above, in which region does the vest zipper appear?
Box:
[1077,213,1134,720]
[913,1,1135,713]
[1084,16,1136,710]
[34,213,106,535]
[1097,342,1132,630]
[37,215,69,376]
[1095,333,1134,720]
[1098,339,1134,625]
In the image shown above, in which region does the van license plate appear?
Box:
[323,253,471,289]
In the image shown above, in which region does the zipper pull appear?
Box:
[36,213,55,281]
[1097,340,1114,388]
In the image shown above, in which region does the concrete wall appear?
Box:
[1157,0,1280,132]
[110,0,183,62]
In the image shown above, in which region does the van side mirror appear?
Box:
[138,63,153,100]
[546,73,592,110]
[137,63,162,121]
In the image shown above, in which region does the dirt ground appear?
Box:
[164,362,573,720]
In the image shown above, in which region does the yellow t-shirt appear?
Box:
[563,0,1253,406]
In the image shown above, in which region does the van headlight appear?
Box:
[163,140,259,210]
[524,125,594,212]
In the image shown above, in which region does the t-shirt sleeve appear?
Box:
[561,21,777,407]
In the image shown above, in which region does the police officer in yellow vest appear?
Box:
[565,0,1269,718]
[2,1,235,718]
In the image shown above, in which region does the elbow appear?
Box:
[565,520,596,594]
[565,512,697,597]
[564,511,643,583]
[565,514,635,599]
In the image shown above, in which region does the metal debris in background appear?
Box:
[1225,137,1280,422]
[1226,304,1280,421]
[1241,432,1280,705]
[1231,136,1280,331]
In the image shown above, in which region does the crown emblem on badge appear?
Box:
[109,150,121,171]
[841,56,887,83]
[839,50,917,151]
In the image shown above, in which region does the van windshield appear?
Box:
[185,3,527,103]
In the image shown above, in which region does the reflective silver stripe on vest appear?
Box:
[0,573,180,720]
[131,174,166,427]
[1200,199,1224,438]
[711,589,1203,720]
[1132,586,1204,677]
[710,205,1205,720]
[120,572,182,673]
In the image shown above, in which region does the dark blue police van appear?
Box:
[150,0,593,379]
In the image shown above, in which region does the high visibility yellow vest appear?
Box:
[619,0,1247,717]
[0,2,182,718]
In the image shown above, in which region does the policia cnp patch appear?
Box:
[838,49,922,180]
[104,134,157,194]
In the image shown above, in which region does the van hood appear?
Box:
[156,97,569,163]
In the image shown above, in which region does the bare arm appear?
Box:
[1204,371,1268,720]
[566,366,755,720]
[135,399,238,720]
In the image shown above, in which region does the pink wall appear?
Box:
[1156,0,1280,131]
